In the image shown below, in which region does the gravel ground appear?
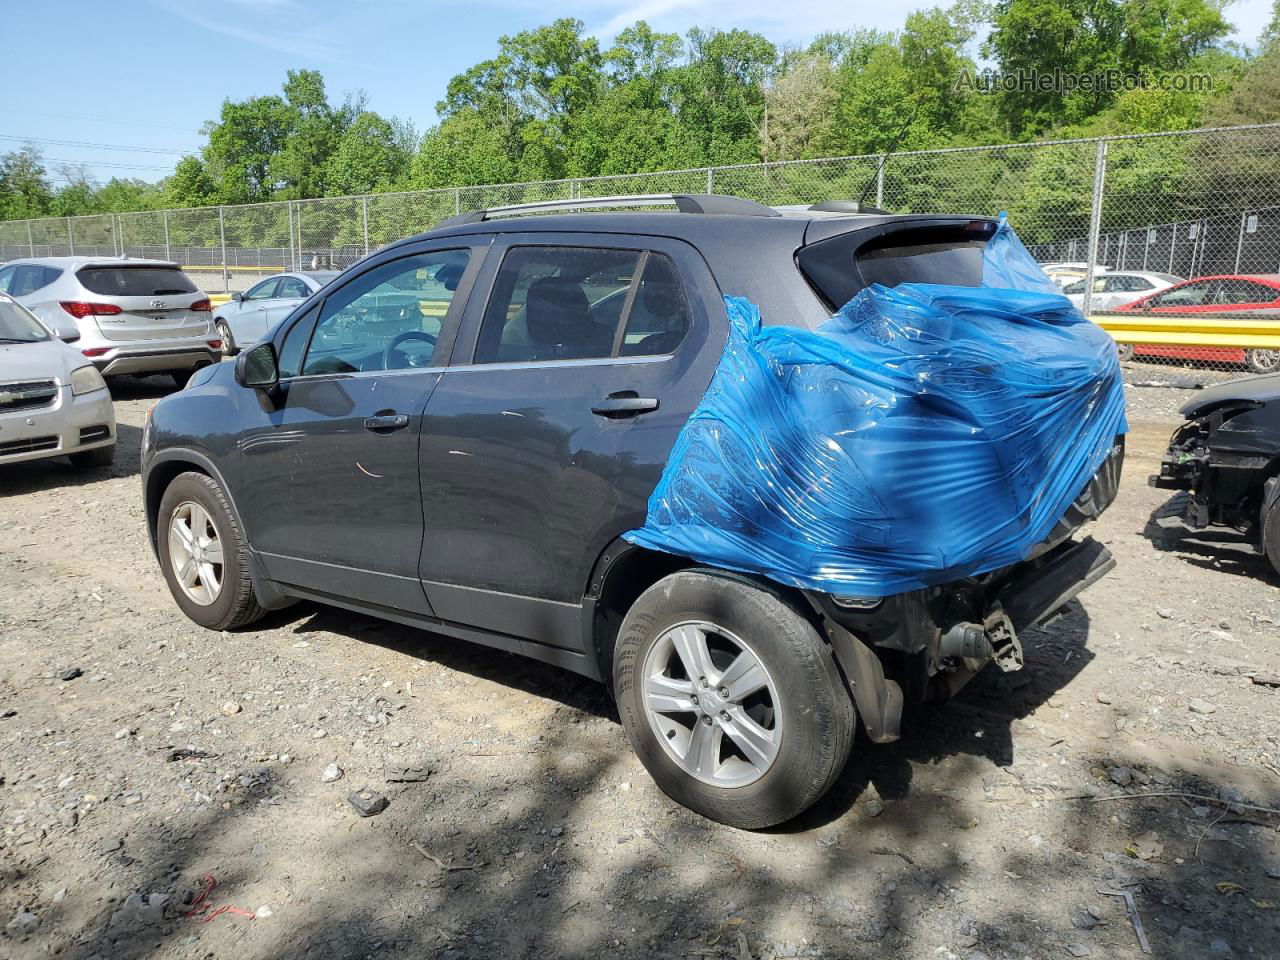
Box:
[1,375,1279,960]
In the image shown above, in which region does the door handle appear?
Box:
[591,392,659,418]
[363,414,410,433]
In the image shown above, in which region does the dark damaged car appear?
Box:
[1151,374,1280,573]
[142,194,1124,828]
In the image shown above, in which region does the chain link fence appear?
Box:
[5,123,1280,383]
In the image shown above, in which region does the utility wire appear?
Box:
[0,134,190,155]
[46,157,175,172]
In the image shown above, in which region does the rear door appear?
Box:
[261,275,313,333]
[1215,278,1280,315]
[75,264,209,342]
[417,233,726,647]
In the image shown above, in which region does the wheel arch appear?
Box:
[584,540,821,688]
[144,449,239,558]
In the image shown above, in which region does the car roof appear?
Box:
[388,208,994,330]
[3,255,182,270]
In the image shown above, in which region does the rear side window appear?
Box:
[5,264,62,296]
[473,246,689,364]
[797,225,990,311]
[77,266,196,297]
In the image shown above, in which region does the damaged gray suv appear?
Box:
[142,194,1123,828]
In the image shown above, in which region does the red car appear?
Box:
[1112,274,1280,373]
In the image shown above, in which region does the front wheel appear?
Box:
[69,444,115,470]
[1247,349,1280,375]
[157,471,265,630]
[613,570,855,829]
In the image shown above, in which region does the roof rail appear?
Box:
[433,193,780,228]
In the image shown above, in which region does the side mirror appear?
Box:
[52,324,80,343]
[234,341,279,390]
[231,291,244,302]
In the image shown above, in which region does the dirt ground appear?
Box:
[2,375,1279,960]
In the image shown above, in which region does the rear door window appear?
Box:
[278,277,310,298]
[1218,279,1279,304]
[10,264,60,296]
[78,266,196,297]
[472,246,690,363]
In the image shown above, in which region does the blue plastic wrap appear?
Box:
[624,215,1127,596]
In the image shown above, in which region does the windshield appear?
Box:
[0,298,50,343]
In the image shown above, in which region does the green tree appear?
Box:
[0,146,54,220]
[271,70,343,199]
[202,94,292,203]
[324,112,412,195]
[672,28,777,164]
[163,156,218,208]
[986,0,1232,136]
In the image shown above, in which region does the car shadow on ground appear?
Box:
[1142,493,1278,583]
[105,373,181,402]
[257,601,619,722]
[251,592,1096,827]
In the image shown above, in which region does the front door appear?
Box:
[236,246,479,613]
[418,234,726,647]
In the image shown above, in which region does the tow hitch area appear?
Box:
[939,538,1115,672]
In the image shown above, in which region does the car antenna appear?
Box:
[857,106,918,208]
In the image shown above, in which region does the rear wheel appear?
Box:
[614,570,855,829]
[216,320,237,357]
[68,444,115,470]
[1247,349,1280,375]
[157,471,265,630]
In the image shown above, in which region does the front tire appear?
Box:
[157,471,265,631]
[614,570,855,829]
[68,444,115,469]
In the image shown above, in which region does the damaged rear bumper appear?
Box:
[807,436,1124,744]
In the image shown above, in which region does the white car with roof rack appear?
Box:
[0,293,115,469]
[0,256,222,388]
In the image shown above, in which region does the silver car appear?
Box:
[0,257,221,388]
[0,293,116,469]
[1063,270,1183,312]
[213,271,337,356]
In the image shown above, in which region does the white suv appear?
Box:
[0,257,221,388]
[0,293,115,469]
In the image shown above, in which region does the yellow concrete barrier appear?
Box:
[1092,314,1280,349]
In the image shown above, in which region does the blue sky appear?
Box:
[2,0,1275,186]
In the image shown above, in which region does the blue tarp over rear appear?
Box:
[624,215,1128,596]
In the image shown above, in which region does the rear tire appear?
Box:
[216,320,237,357]
[613,569,855,829]
[69,444,115,470]
[157,471,265,631]
[1247,349,1280,375]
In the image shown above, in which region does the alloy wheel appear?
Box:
[641,621,782,788]
[168,501,224,606]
